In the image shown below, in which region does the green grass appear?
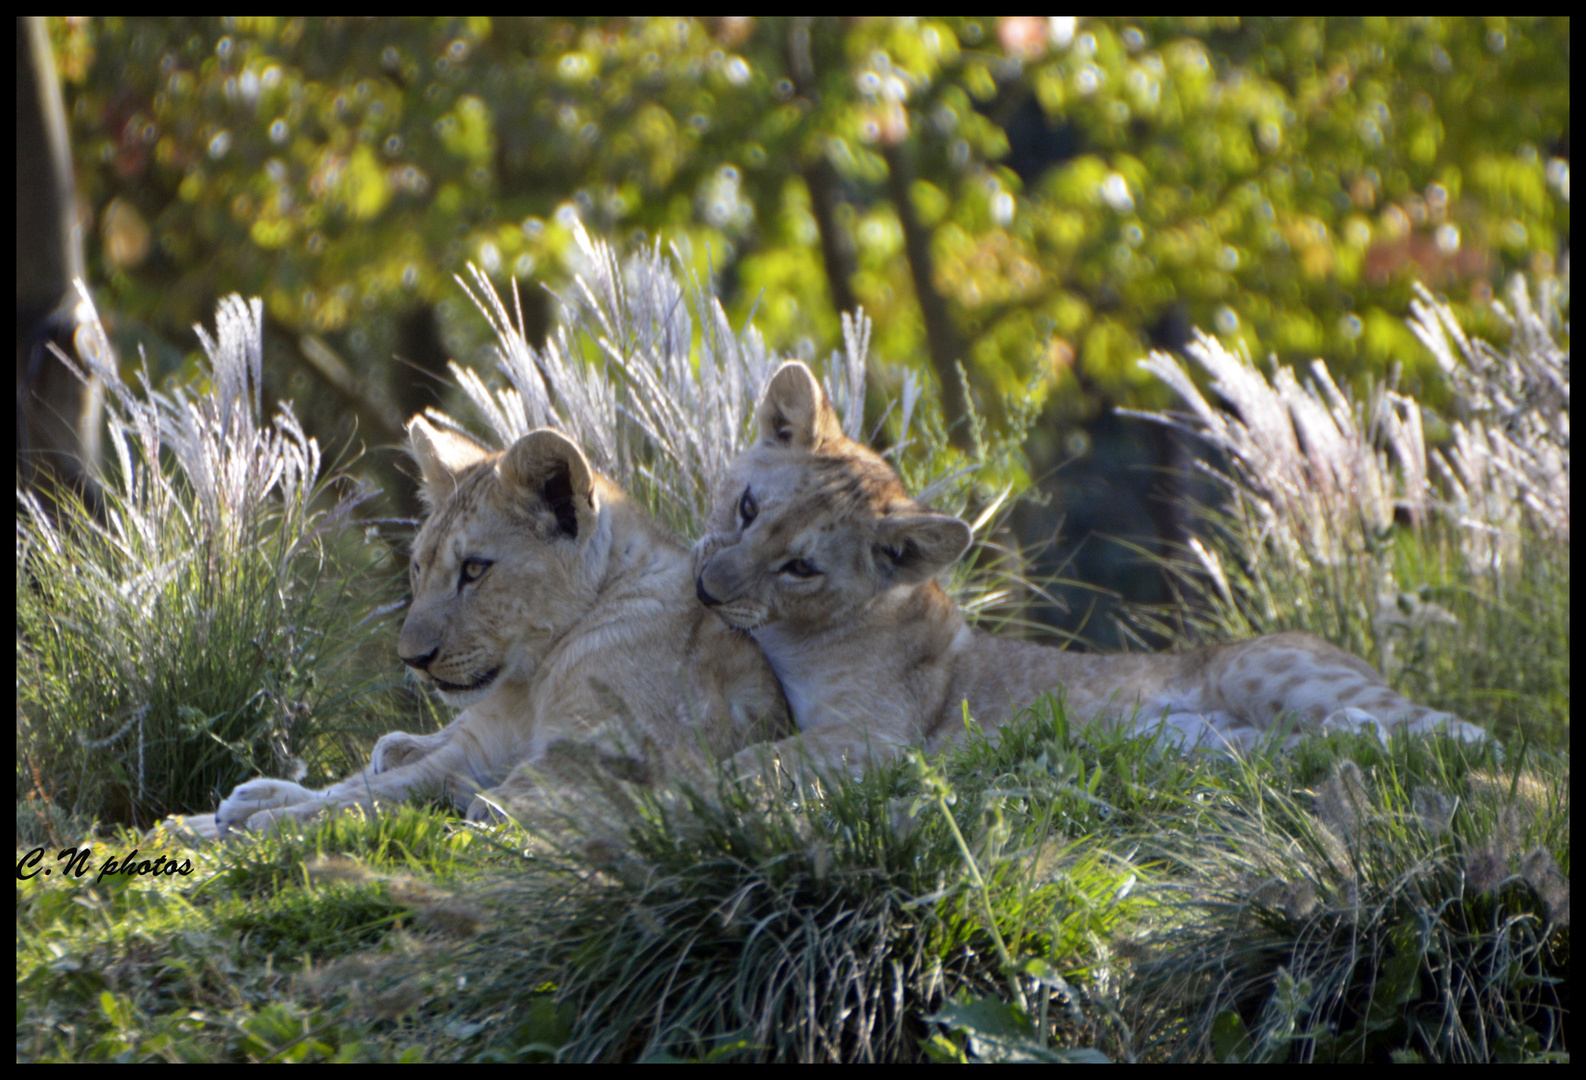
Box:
[17,702,1564,1062]
[17,807,489,1062]
[16,292,432,835]
[17,494,421,834]
[1123,738,1567,1062]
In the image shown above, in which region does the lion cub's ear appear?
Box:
[499,428,599,541]
[407,414,493,510]
[758,361,846,450]
[872,511,973,585]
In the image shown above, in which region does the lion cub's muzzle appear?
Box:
[694,552,744,611]
[693,557,765,631]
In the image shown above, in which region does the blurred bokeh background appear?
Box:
[21,16,1569,646]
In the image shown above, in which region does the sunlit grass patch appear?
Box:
[17,291,415,834]
[1122,276,1569,749]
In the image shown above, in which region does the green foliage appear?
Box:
[924,988,1110,1062]
[51,17,1567,442]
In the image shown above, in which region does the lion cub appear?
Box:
[193,416,789,836]
[693,361,1486,775]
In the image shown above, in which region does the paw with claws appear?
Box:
[215,777,328,836]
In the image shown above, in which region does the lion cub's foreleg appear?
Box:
[214,745,466,835]
[729,725,917,782]
[215,712,524,835]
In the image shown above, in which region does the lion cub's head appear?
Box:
[694,361,971,633]
[401,416,609,705]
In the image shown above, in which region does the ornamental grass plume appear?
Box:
[1126,274,1567,595]
[442,221,1028,589]
[17,286,388,830]
[1121,274,1569,734]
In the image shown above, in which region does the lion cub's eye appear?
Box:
[738,488,758,525]
[459,559,492,588]
[780,558,818,578]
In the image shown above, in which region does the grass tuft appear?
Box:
[1121,740,1567,1062]
[17,288,409,832]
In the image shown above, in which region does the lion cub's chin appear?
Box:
[432,681,495,709]
[427,668,505,708]
[714,609,768,634]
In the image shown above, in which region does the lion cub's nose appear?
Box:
[696,577,721,606]
[400,648,436,671]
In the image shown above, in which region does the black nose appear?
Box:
[695,577,720,606]
[400,648,436,672]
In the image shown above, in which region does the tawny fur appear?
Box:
[694,361,1487,775]
[189,416,789,837]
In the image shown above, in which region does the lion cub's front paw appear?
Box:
[161,813,223,842]
[215,778,323,836]
[240,800,330,834]
[370,729,451,772]
[464,792,510,825]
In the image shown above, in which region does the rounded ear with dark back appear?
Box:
[499,428,599,540]
[872,511,973,585]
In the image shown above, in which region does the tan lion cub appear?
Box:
[693,361,1486,774]
[191,416,789,837]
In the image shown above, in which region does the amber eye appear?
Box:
[459,559,491,588]
[738,488,758,524]
[780,558,818,578]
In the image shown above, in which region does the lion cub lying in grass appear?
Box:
[693,361,1487,775]
[186,416,789,838]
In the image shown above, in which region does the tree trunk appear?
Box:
[17,16,102,513]
[882,138,974,448]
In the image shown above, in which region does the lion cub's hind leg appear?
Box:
[1201,630,1486,746]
